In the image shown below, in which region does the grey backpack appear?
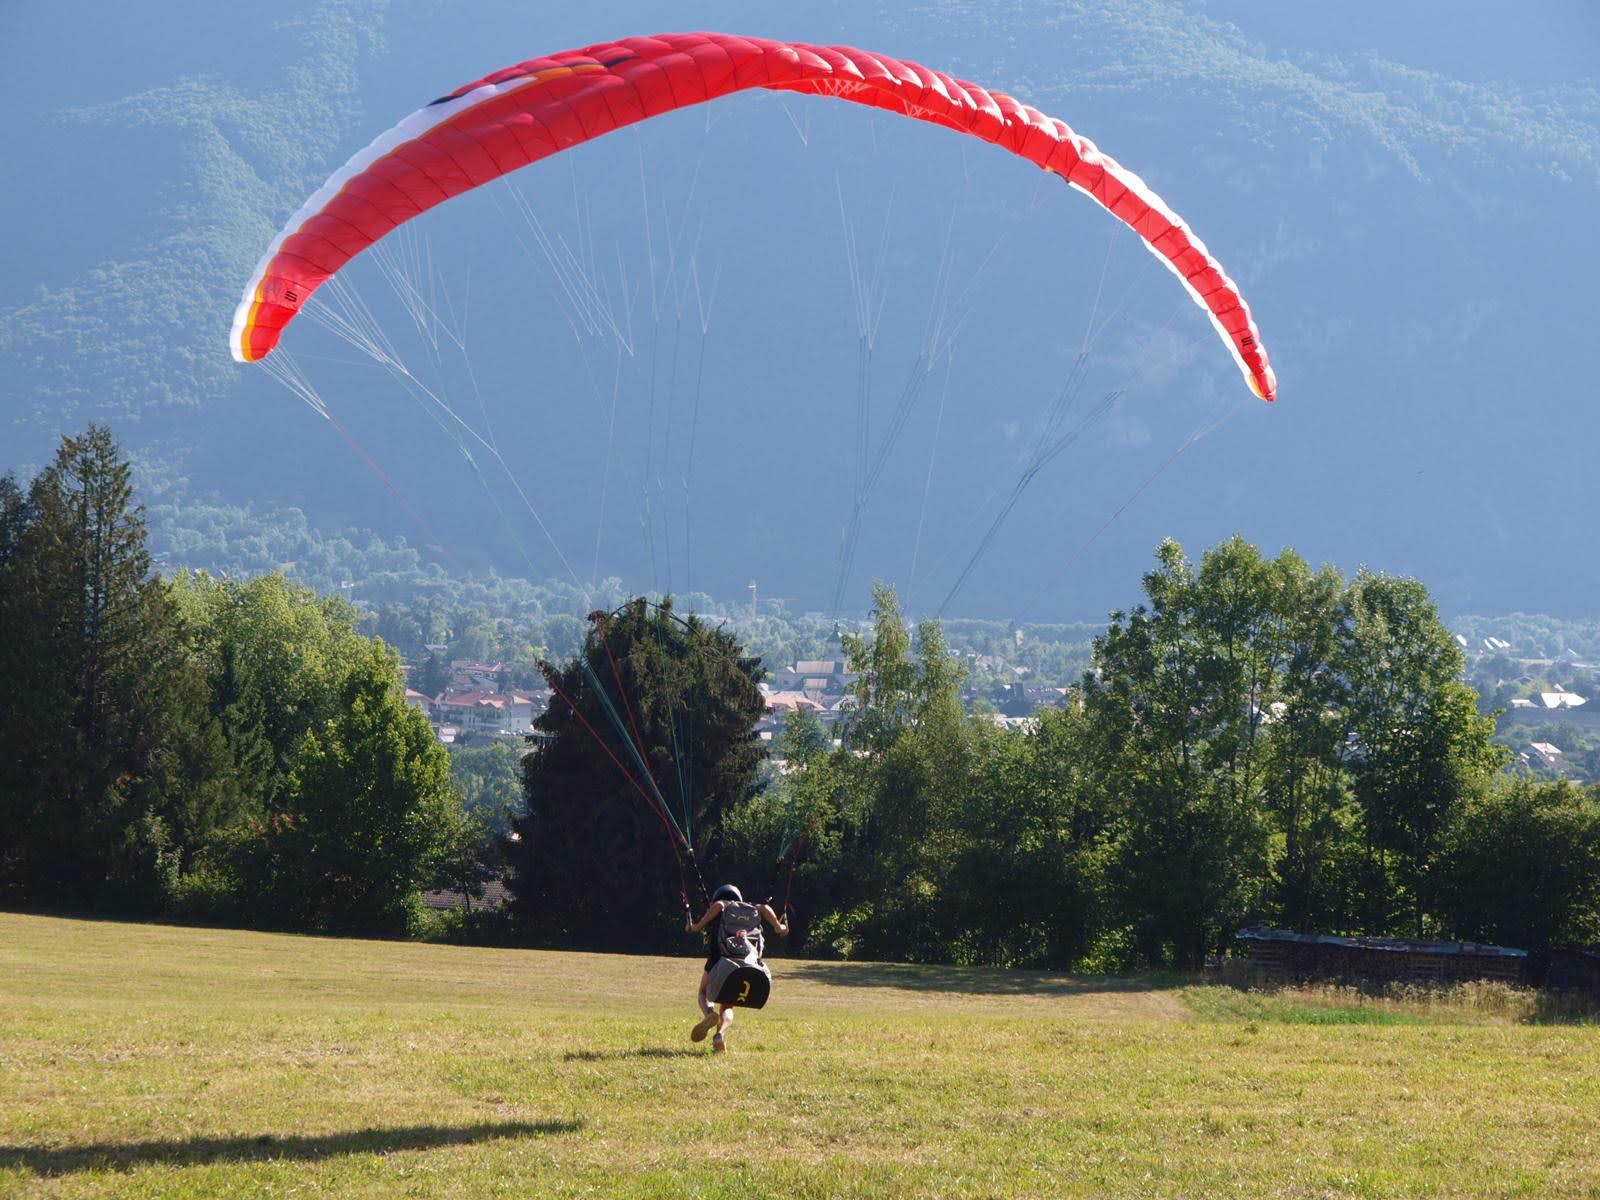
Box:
[714,900,765,964]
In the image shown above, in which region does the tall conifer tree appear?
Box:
[0,425,233,908]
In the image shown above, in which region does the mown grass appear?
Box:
[3,914,1599,1198]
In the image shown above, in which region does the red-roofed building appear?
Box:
[435,690,540,736]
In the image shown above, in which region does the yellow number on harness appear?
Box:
[736,980,751,1002]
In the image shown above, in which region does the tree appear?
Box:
[542,613,586,661]
[171,570,467,929]
[0,474,27,568]
[272,640,463,933]
[1340,572,1505,934]
[0,425,236,911]
[809,585,971,958]
[170,571,371,821]
[1437,778,1600,957]
[1071,539,1514,961]
[1257,555,1355,932]
[452,607,504,663]
[373,604,425,649]
[0,474,36,892]
[410,650,451,698]
[506,599,766,950]
[778,705,829,765]
[1011,706,1113,966]
[804,585,1108,968]
[1082,539,1271,968]
[839,584,963,756]
[446,742,525,828]
[914,709,1067,967]
[432,807,505,911]
[720,705,846,953]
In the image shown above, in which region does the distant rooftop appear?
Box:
[1539,691,1586,709]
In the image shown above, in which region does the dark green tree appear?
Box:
[410,650,451,698]
[506,598,765,950]
[0,475,35,891]
[0,474,27,566]
[0,425,236,910]
[1436,778,1600,956]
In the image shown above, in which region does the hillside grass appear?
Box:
[2,914,1598,1198]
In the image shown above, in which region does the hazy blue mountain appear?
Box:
[3,1,1596,620]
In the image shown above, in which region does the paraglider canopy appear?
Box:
[231,32,1276,401]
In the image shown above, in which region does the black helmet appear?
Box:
[712,884,742,903]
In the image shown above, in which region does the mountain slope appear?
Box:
[2,1,1596,618]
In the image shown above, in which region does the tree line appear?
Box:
[6,425,1598,971]
[753,553,1600,968]
[0,426,474,932]
[512,549,1600,970]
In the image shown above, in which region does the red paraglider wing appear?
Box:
[231,32,1276,401]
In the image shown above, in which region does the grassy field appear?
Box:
[2,913,1597,1198]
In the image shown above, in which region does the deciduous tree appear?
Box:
[274,640,462,933]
